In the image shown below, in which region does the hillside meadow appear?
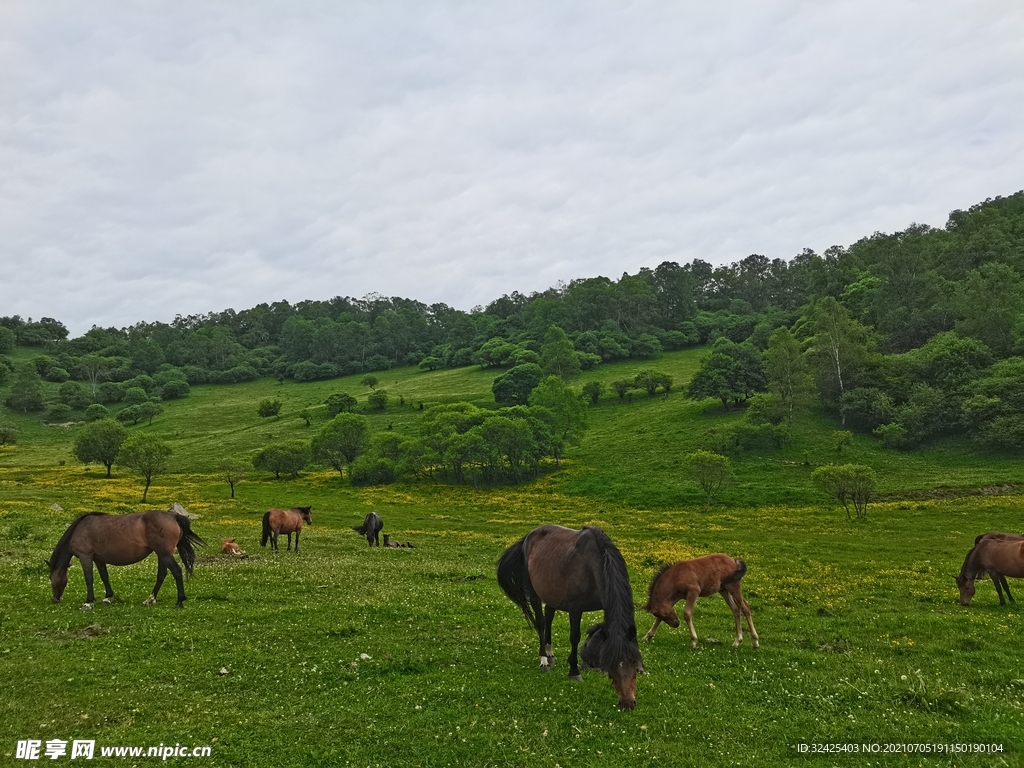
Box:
[1,350,1023,766]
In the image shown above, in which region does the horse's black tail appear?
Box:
[174,514,206,577]
[261,511,271,547]
[497,534,537,627]
[723,558,747,585]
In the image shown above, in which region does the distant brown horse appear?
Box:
[642,554,759,649]
[956,532,1024,606]
[49,510,205,610]
[497,525,644,710]
[261,507,312,553]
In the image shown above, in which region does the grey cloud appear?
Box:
[1,2,1023,335]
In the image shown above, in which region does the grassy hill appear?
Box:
[1,351,1022,766]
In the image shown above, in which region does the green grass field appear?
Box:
[2,351,1023,766]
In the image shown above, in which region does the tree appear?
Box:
[633,369,673,397]
[361,375,379,390]
[419,356,443,371]
[160,379,190,399]
[73,419,127,477]
[764,326,812,425]
[529,376,589,466]
[0,424,18,446]
[367,389,389,411]
[0,326,14,355]
[540,325,581,379]
[220,458,248,498]
[118,432,172,502]
[683,450,733,512]
[84,403,109,422]
[581,381,604,405]
[804,297,874,421]
[325,392,357,416]
[257,398,283,419]
[611,379,637,400]
[686,338,765,409]
[252,441,311,479]
[811,463,877,519]
[123,387,149,407]
[311,414,369,477]
[492,363,543,406]
[6,364,44,413]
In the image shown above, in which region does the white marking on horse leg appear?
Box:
[642,618,660,642]
[142,595,156,607]
[539,655,550,672]
[102,596,114,605]
[81,603,93,611]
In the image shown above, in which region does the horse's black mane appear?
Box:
[48,513,105,570]
[585,527,643,669]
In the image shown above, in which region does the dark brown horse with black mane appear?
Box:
[352,512,383,546]
[261,507,312,552]
[497,525,644,710]
[956,532,1024,606]
[642,554,758,649]
[49,510,205,609]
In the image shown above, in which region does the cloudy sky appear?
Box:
[2,2,1022,336]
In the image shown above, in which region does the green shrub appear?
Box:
[84,404,109,422]
[349,457,398,486]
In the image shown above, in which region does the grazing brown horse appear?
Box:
[642,554,758,649]
[49,510,205,610]
[261,507,312,553]
[956,532,1024,606]
[497,525,644,710]
[352,512,383,546]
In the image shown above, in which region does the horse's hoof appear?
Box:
[81,603,93,611]
[102,597,114,605]
[142,596,156,607]
[569,674,582,682]
[753,641,760,649]
[732,640,741,648]
[690,641,698,649]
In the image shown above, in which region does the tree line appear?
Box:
[2,190,1023,453]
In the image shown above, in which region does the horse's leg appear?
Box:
[164,555,187,608]
[722,589,744,647]
[144,559,168,606]
[567,610,583,681]
[989,570,1006,605]
[1002,575,1015,603]
[531,597,551,673]
[271,530,279,553]
[95,561,115,604]
[286,531,293,551]
[543,605,556,667]
[294,528,300,553]
[79,555,96,610]
[642,617,662,642]
[737,590,759,648]
[683,592,700,649]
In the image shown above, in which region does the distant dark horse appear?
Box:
[49,510,205,609]
[261,507,312,553]
[497,525,644,710]
[956,532,1024,606]
[352,512,383,546]
[642,554,758,649]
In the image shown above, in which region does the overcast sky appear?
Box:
[2,2,1023,337]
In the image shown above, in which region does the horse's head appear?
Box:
[955,573,976,606]
[643,597,680,628]
[581,623,643,710]
[49,561,67,603]
[301,507,312,524]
